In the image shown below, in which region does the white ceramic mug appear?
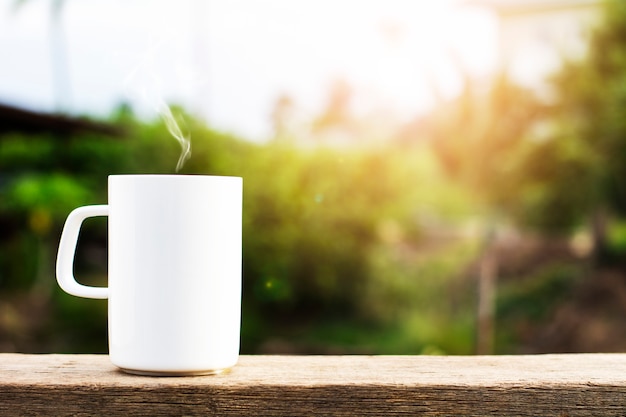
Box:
[56,175,242,376]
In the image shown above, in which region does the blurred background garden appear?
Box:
[2,0,626,355]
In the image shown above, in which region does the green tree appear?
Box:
[504,0,626,250]
[427,73,542,215]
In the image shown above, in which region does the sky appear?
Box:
[0,0,498,141]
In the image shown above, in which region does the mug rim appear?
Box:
[108,174,242,179]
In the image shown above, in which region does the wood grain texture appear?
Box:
[1,354,625,416]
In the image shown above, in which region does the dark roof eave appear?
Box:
[0,102,125,138]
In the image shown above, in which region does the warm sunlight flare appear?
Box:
[203,0,498,136]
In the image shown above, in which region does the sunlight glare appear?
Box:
[205,0,497,131]
[0,0,498,139]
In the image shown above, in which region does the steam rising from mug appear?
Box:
[155,100,191,172]
[124,41,191,172]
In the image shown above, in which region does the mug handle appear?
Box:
[56,205,109,299]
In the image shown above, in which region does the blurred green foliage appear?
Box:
[425,0,626,239]
[0,103,482,354]
[502,0,626,236]
[3,0,626,355]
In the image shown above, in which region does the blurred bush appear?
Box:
[0,103,480,354]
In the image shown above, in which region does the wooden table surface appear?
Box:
[1,353,625,416]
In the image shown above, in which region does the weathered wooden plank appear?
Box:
[0,354,625,416]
